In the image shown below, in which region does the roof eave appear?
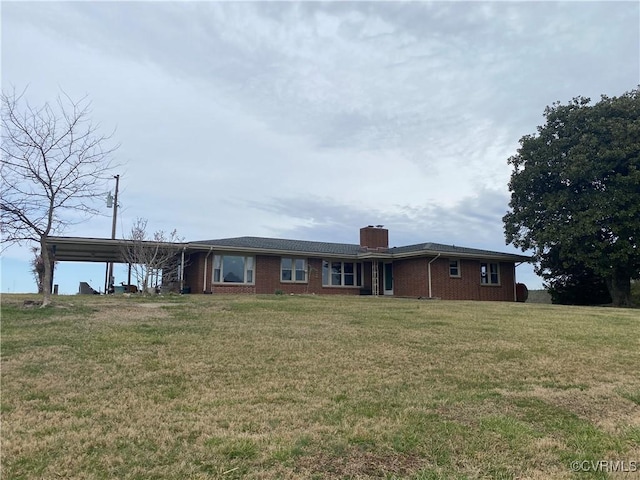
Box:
[188,243,531,262]
[186,242,359,259]
[387,249,532,262]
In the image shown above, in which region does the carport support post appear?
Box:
[180,248,185,293]
[49,245,56,293]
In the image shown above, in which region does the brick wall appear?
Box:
[183,252,207,293]
[256,257,361,296]
[430,257,515,301]
[182,252,516,301]
[184,254,362,296]
[390,257,515,301]
[211,284,257,294]
[393,258,429,297]
[254,255,319,294]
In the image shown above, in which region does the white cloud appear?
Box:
[2,1,638,293]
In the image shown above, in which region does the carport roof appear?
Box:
[44,236,186,263]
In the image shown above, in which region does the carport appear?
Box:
[44,236,188,293]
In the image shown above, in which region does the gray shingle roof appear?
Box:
[191,236,531,261]
[388,242,526,259]
[193,236,363,256]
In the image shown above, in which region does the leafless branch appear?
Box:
[120,218,185,294]
[1,87,119,304]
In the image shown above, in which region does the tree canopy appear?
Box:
[503,88,640,306]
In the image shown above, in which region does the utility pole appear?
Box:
[104,174,120,293]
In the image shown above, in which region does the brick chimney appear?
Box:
[360,225,388,250]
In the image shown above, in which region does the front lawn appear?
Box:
[1,294,638,479]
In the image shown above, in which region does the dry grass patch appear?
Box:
[2,294,639,479]
[295,449,426,479]
[510,384,640,435]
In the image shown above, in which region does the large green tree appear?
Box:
[540,244,612,305]
[504,88,640,307]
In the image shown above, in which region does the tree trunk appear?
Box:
[40,237,52,307]
[605,267,632,307]
[142,269,150,296]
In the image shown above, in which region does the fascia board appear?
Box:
[49,236,188,249]
[388,249,532,262]
[186,243,359,259]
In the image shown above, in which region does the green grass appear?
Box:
[1,294,639,479]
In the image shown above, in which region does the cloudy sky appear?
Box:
[2,1,638,294]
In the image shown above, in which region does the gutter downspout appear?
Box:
[428,253,441,298]
[514,261,524,302]
[203,247,213,293]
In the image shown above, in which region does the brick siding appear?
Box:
[183,254,362,296]
[393,258,429,297]
[183,252,208,293]
[181,253,516,301]
[392,257,515,300]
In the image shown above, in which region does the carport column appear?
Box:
[50,244,56,293]
[180,247,186,293]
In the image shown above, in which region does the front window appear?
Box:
[213,255,254,284]
[281,258,307,283]
[344,262,355,286]
[322,260,362,287]
[480,262,500,285]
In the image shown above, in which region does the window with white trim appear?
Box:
[449,259,460,277]
[480,262,500,285]
[213,255,254,284]
[281,258,307,283]
[322,260,363,287]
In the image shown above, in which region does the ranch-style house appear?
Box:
[46,226,531,301]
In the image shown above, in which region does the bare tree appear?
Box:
[30,247,46,294]
[121,218,185,294]
[1,88,118,305]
